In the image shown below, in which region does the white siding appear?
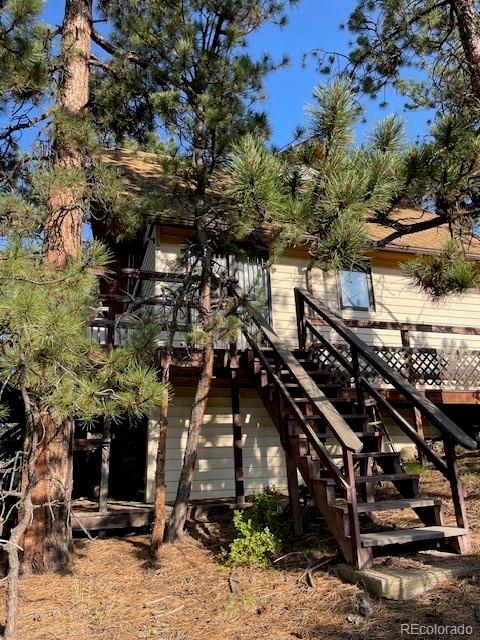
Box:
[149,235,480,502]
[145,386,287,503]
[269,253,480,349]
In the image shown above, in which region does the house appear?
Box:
[78,148,480,567]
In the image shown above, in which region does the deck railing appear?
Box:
[307,312,480,390]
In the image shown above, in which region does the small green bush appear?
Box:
[225,511,281,567]
[248,486,286,537]
[222,488,285,567]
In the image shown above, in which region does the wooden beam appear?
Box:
[443,438,471,553]
[94,267,183,282]
[229,343,245,508]
[413,407,425,465]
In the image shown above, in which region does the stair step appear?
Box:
[354,452,398,459]
[336,498,441,514]
[294,397,353,406]
[355,473,419,484]
[330,452,398,460]
[360,526,467,548]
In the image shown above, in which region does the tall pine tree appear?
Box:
[99,0,298,548]
[0,0,165,575]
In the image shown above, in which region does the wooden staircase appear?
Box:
[233,286,477,569]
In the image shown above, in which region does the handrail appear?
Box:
[310,316,480,336]
[295,288,477,451]
[232,286,363,453]
[247,334,350,490]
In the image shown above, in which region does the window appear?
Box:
[338,269,375,311]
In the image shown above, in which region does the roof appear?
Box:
[101,148,480,258]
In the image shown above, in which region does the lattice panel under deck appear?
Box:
[308,343,480,390]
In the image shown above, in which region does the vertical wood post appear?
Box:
[294,289,307,351]
[401,329,425,463]
[285,434,303,538]
[400,328,412,381]
[350,348,366,417]
[444,437,468,529]
[444,437,471,553]
[98,417,111,512]
[343,448,371,569]
[230,342,245,508]
[275,348,303,537]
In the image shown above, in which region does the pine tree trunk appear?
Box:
[166,238,214,543]
[20,0,93,575]
[151,388,169,556]
[44,0,92,266]
[21,412,74,574]
[452,0,480,100]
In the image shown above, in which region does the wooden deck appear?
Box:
[72,498,242,533]
[72,499,153,532]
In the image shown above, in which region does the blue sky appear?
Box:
[36,1,432,147]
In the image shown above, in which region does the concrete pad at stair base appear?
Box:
[337,554,470,601]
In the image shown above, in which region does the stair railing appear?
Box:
[233,285,368,562]
[295,288,476,535]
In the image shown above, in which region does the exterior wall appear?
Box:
[150,231,480,503]
[269,250,480,349]
[145,385,287,503]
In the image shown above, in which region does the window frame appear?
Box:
[337,267,376,312]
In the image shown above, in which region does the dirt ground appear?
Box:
[2,463,480,640]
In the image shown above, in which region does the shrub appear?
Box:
[225,511,281,568]
[248,486,286,538]
[222,488,285,567]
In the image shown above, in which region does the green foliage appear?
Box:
[311,210,371,272]
[227,82,404,272]
[225,134,291,236]
[0,240,166,425]
[306,79,358,152]
[403,461,428,475]
[0,192,44,236]
[88,160,145,240]
[344,0,470,112]
[223,489,285,567]
[247,486,287,538]
[224,510,281,567]
[0,0,51,105]
[402,241,479,299]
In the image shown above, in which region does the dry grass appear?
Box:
[2,464,480,640]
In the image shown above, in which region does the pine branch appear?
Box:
[0,111,51,140]
[91,27,147,68]
[88,55,119,78]
[373,210,478,248]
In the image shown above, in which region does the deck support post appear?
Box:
[294,289,307,351]
[99,416,111,513]
[444,437,471,552]
[285,432,303,538]
[401,329,425,464]
[413,408,425,464]
[343,448,371,569]
[230,343,245,508]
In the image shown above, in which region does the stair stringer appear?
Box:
[247,358,365,565]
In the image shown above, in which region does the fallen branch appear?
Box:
[273,551,308,564]
[70,512,95,542]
